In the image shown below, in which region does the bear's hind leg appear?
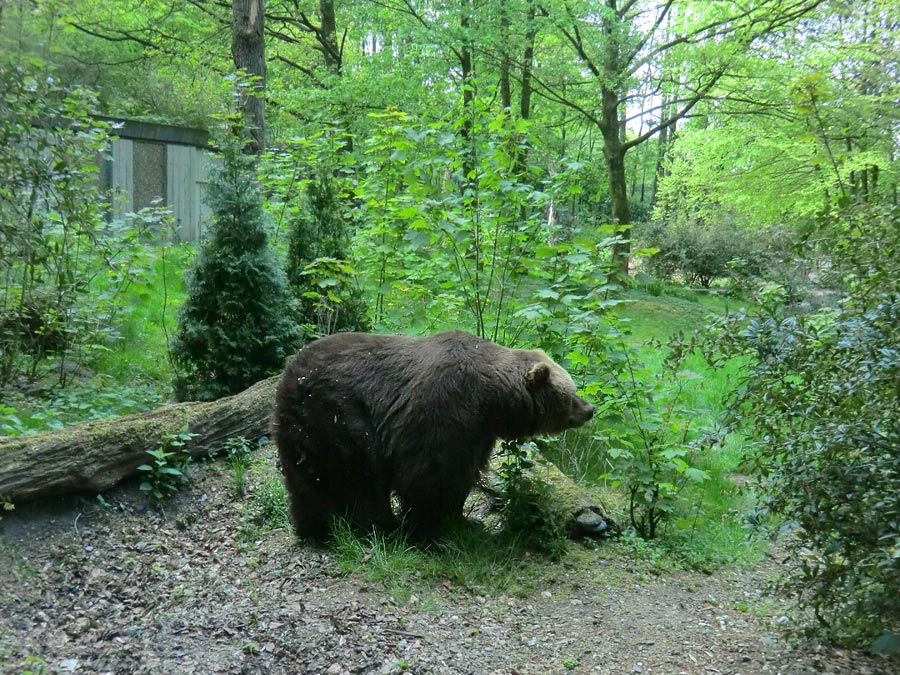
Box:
[334,473,397,535]
[280,456,334,540]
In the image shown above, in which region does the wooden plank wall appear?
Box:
[109,137,210,241]
[110,139,134,222]
[166,145,211,241]
[166,145,192,240]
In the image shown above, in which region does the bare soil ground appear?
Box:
[1,452,894,675]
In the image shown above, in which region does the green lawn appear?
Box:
[620,288,747,341]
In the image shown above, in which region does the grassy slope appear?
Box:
[617,289,759,567]
[0,245,192,435]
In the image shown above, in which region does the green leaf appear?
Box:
[396,205,420,219]
[566,351,590,366]
[684,467,710,483]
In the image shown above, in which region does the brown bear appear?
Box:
[272,330,595,542]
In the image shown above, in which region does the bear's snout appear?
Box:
[571,400,596,426]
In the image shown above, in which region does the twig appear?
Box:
[381,628,425,639]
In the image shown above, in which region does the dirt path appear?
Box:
[0,456,893,675]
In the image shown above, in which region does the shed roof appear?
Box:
[105,118,209,148]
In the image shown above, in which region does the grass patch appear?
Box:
[330,519,568,598]
[236,448,291,530]
[620,288,746,343]
[666,436,764,568]
[247,473,291,531]
[331,521,428,586]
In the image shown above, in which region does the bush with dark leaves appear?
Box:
[707,208,899,649]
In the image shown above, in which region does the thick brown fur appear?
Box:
[272,330,595,542]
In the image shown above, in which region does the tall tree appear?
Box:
[266,0,344,78]
[231,0,267,153]
[535,0,825,273]
[654,0,900,232]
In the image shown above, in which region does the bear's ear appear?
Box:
[525,362,551,390]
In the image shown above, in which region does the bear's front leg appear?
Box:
[396,479,471,544]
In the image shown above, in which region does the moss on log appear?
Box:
[480,455,618,539]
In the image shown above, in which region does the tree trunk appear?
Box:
[600,1,630,276]
[231,0,267,154]
[606,144,631,276]
[499,5,512,111]
[519,10,535,122]
[318,0,340,75]
[601,86,630,275]
[0,376,278,504]
[459,0,475,186]
[512,0,537,180]
[650,94,671,210]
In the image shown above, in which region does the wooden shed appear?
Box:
[101,119,212,241]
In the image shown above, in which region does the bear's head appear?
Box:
[525,353,596,435]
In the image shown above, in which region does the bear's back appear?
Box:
[277,330,530,436]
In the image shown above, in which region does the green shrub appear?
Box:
[284,165,370,338]
[707,207,900,646]
[495,441,568,558]
[598,331,712,540]
[638,218,767,288]
[171,131,301,401]
[0,63,167,388]
[264,134,369,340]
[137,428,196,501]
[223,435,254,497]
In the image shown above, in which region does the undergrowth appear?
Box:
[0,243,191,436]
[541,290,763,569]
[90,242,193,384]
[3,271,764,577]
[1,380,166,435]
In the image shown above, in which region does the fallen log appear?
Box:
[0,376,279,504]
[479,454,618,539]
[1,376,616,538]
